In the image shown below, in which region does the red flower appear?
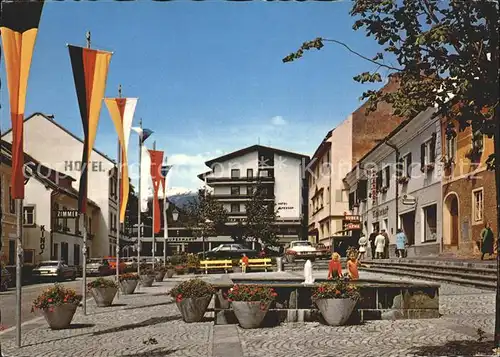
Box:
[176,294,183,302]
[47,298,53,303]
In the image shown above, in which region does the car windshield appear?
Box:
[38,262,59,267]
[292,242,312,247]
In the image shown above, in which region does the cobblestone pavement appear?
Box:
[0,272,497,357]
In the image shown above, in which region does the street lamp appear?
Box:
[163,203,179,265]
[202,218,212,259]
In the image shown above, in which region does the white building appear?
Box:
[344,108,442,257]
[2,113,119,258]
[199,145,309,246]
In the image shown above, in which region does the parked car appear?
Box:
[124,258,138,272]
[314,243,331,259]
[200,244,258,260]
[104,256,127,273]
[285,241,317,262]
[32,261,77,282]
[86,258,113,276]
[1,266,11,291]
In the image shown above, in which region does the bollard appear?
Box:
[276,257,284,272]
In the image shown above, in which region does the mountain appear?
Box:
[167,191,198,209]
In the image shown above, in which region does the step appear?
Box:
[369,258,497,270]
[359,266,496,290]
[364,262,497,280]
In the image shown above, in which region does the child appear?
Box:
[327,252,342,279]
[347,254,359,280]
[241,253,249,273]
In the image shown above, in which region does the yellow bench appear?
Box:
[200,260,232,274]
[239,258,272,272]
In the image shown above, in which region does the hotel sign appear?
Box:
[343,213,361,230]
[56,209,79,219]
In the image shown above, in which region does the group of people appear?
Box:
[356,229,408,260]
[327,252,359,280]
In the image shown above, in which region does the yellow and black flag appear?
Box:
[68,45,112,213]
[0,0,44,199]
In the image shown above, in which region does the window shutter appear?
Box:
[407,153,412,177]
[430,133,436,163]
[335,189,343,203]
[348,192,354,210]
[357,179,368,201]
[420,143,425,168]
[376,171,382,189]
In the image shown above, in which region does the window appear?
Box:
[348,192,355,210]
[446,135,457,162]
[230,203,240,213]
[231,169,240,178]
[230,186,240,196]
[61,242,69,264]
[401,153,412,178]
[326,187,330,204]
[75,215,80,234]
[259,170,269,177]
[382,166,391,188]
[247,169,253,178]
[473,188,484,223]
[423,204,437,241]
[23,206,35,226]
[421,133,436,168]
[74,244,81,266]
[9,187,15,214]
[62,206,68,230]
[356,180,368,201]
[24,249,34,265]
[53,243,59,260]
[247,186,254,196]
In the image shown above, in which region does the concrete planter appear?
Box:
[42,303,78,330]
[315,298,357,326]
[233,266,242,273]
[90,287,117,307]
[232,301,270,329]
[176,295,212,323]
[119,279,138,295]
[140,275,155,287]
[154,271,166,282]
[166,269,175,278]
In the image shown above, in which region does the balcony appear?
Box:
[212,193,275,200]
[206,176,275,184]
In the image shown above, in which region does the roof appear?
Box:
[1,112,116,164]
[197,171,212,180]
[205,144,310,167]
[0,140,100,210]
[309,129,333,171]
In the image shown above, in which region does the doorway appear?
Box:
[444,193,460,247]
[400,211,415,245]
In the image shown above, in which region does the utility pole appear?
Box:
[137,118,143,277]
[152,141,156,270]
[116,84,122,294]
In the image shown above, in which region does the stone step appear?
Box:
[359,266,496,290]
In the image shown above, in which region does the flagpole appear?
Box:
[152,141,156,270]
[137,119,142,277]
[163,164,169,267]
[15,198,23,347]
[81,30,92,317]
[116,85,122,295]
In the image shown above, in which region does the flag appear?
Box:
[68,44,112,213]
[105,97,137,222]
[160,165,172,197]
[0,0,44,199]
[149,150,164,234]
[131,127,153,143]
[140,145,152,213]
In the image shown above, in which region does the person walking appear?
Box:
[374,232,386,259]
[368,231,377,259]
[358,235,368,261]
[381,229,390,259]
[327,252,342,280]
[480,222,494,260]
[395,229,407,258]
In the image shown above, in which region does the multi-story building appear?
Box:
[2,113,119,258]
[199,145,309,248]
[308,75,406,246]
[344,108,442,257]
[441,116,497,256]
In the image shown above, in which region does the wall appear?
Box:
[274,154,302,219]
[0,164,17,265]
[2,114,115,257]
[207,151,258,178]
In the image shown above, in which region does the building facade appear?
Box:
[307,76,406,246]
[344,108,442,257]
[441,117,497,256]
[2,113,118,258]
[200,145,309,247]
[0,145,19,266]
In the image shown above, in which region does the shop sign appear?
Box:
[344,214,361,222]
[372,206,389,220]
[55,209,79,219]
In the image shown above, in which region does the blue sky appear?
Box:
[1,1,388,194]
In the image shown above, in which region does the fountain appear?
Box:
[302,260,314,285]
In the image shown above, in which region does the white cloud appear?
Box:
[271,115,287,126]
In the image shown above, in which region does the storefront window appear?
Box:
[423,204,437,241]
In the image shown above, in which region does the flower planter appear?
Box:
[90,286,117,307]
[176,295,212,323]
[42,303,79,330]
[166,269,175,278]
[315,298,357,326]
[232,301,270,329]
[119,279,138,295]
[154,271,166,282]
[140,275,155,287]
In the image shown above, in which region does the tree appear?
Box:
[184,189,228,249]
[244,182,280,248]
[283,1,499,348]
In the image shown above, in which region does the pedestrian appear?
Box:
[241,253,249,273]
[358,235,368,261]
[369,231,377,259]
[327,252,342,280]
[347,254,359,280]
[395,228,407,258]
[374,232,386,259]
[381,229,390,259]
[480,222,494,260]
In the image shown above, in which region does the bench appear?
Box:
[200,260,233,274]
[239,258,272,272]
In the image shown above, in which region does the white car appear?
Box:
[285,241,317,262]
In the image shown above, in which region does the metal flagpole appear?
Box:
[163,162,170,266]
[137,119,142,277]
[15,198,23,347]
[116,85,122,295]
[152,141,156,270]
[81,30,92,317]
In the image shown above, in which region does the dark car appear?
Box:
[200,244,258,260]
